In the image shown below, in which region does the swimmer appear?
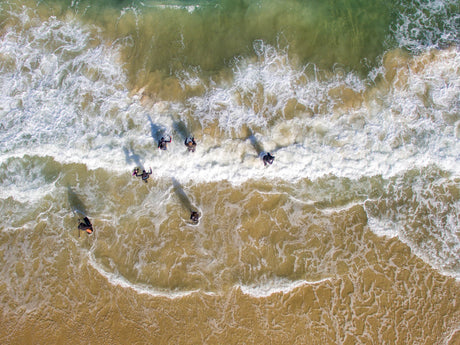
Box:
[134,167,153,183]
[184,137,197,152]
[190,211,200,223]
[158,136,172,150]
[263,152,275,166]
[78,217,93,235]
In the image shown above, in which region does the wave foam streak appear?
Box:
[365,166,460,278]
[186,40,366,131]
[181,43,459,182]
[0,12,145,167]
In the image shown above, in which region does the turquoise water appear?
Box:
[0,0,459,343]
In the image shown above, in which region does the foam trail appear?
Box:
[88,253,214,299]
[237,277,333,298]
[365,168,460,280]
[91,246,333,298]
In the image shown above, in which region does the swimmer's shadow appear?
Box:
[147,115,168,143]
[67,186,88,217]
[123,146,144,170]
[171,178,200,224]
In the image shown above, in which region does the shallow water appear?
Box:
[1,0,459,344]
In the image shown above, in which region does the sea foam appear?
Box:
[1,13,458,188]
[237,277,333,298]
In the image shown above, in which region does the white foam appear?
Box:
[365,171,460,280]
[89,250,335,298]
[175,42,459,183]
[0,13,146,164]
[88,253,214,299]
[141,3,201,14]
[186,41,366,131]
[365,211,400,239]
[237,276,333,298]
[391,0,459,51]
[0,155,59,201]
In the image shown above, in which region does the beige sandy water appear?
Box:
[1,176,460,344]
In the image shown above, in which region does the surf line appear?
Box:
[87,253,333,299]
[236,277,334,298]
[87,253,216,299]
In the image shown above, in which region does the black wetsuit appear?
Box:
[263,153,275,166]
[190,211,200,223]
[185,137,196,152]
[78,217,93,233]
[158,137,171,150]
[136,168,152,182]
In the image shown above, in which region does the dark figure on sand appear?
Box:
[78,217,93,234]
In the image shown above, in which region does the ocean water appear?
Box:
[0,0,459,344]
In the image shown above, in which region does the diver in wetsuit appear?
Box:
[190,211,200,223]
[263,152,275,166]
[134,167,153,183]
[184,137,197,152]
[158,136,172,150]
[78,217,93,234]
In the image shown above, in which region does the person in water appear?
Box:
[263,152,275,166]
[158,136,172,150]
[134,167,153,183]
[184,137,197,152]
[78,217,93,234]
[190,211,200,223]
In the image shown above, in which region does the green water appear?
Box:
[16,0,396,93]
